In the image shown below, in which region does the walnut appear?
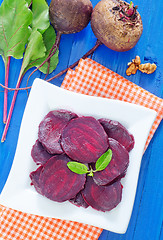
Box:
[133,55,141,65]
[126,62,139,76]
[126,56,157,76]
[139,63,157,74]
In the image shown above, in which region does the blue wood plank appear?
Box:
[0,0,163,239]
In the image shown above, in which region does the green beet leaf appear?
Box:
[26,25,59,74]
[31,0,50,34]
[67,162,88,175]
[95,149,112,172]
[0,0,33,62]
[22,29,46,75]
[25,0,32,6]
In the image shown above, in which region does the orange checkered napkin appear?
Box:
[0,205,102,239]
[0,58,162,240]
[62,58,163,150]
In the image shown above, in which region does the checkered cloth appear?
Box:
[0,58,162,239]
[62,58,163,150]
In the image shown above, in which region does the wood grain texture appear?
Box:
[0,0,162,239]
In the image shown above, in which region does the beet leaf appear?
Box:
[25,0,32,6]
[0,0,33,123]
[1,29,46,142]
[31,0,50,34]
[25,25,59,75]
[1,0,59,141]
[0,0,32,60]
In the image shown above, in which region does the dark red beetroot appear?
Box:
[93,138,129,186]
[30,166,43,195]
[39,154,86,202]
[49,0,93,35]
[99,118,135,152]
[31,139,53,165]
[61,116,109,163]
[82,177,122,212]
[38,109,78,154]
[69,191,89,208]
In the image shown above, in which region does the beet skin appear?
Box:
[91,0,143,52]
[49,0,93,34]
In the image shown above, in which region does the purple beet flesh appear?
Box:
[99,118,135,151]
[82,177,122,212]
[93,138,129,186]
[61,116,109,163]
[30,166,43,195]
[38,109,78,154]
[31,139,53,165]
[69,191,89,208]
[39,154,86,202]
[30,109,135,212]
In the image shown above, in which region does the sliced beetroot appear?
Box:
[82,177,122,212]
[61,116,109,163]
[39,154,86,202]
[93,138,129,186]
[99,118,135,152]
[31,139,53,165]
[30,166,43,195]
[38,109,78,154]
[69,191,89,208]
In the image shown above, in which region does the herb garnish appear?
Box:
[67,149,112,176]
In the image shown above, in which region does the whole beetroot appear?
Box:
[49,0,93,34]
[91,0,143,52]
[26,0,93,83]
[24,0,143,87]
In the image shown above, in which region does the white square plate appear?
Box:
[0,78,157,234]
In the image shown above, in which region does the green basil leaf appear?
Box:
[95,149,112,172]
[129,1,133,9]
[67,162,88,175]
[0,0,33,62]
[26,25,59,74]
[31,0,50,34]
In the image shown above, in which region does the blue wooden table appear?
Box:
[0,0,162,239]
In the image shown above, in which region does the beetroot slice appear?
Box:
[39,154,86,202]
[31,139,53,165]
[61,116,109,163]
[30,166,43,195]
[93,138,129,186]
[99,118,135,152]
[82,177,122,212]
[38,110,78,154]
[69,191,89,208]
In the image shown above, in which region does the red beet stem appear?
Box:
[1,73,23,142]
[0,40,101,92]
[46,40,101,83]
[3,56,11,123]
